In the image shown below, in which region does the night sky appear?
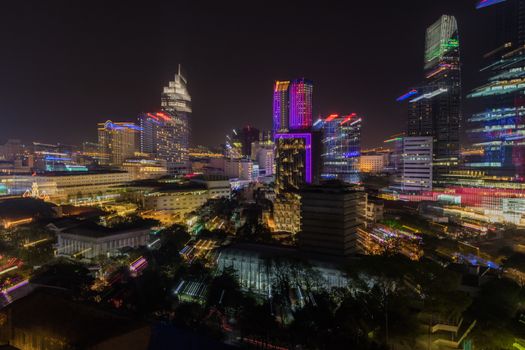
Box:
[0,1,497,148]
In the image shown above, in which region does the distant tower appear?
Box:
[289,78,314,130]
[273,81,290,132]
[143,65,192,171]
[97,121,139,166]
[320,113,362,184]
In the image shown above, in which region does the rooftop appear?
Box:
[2,289,149,348]
[62,220,154,238]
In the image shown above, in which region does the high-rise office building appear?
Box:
[97,121,139,166]
[399,15,461,182]
[273,81,291,132]
[158,65,191,170]
[272,78,313,132]
[274,132,321,193]
[390,136,433,193]
[272,78,318,233]
[273,78,317,193]
[299,181,365,258]
[139,111,188,167]
[319,113,362,184]
[289,78,314,130]
[466,0,525,179]
[227,125,260,158]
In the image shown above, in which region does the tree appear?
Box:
[31,258,93,296]
[468,278,524,350]
[206,267,243,311]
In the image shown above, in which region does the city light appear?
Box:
[476,0,507,9]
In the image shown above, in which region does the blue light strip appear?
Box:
[396,89,418,102]
[476,0,506,9]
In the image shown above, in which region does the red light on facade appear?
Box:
[340,113,357,125]
[156,112,170,121]
[324,114,339,122]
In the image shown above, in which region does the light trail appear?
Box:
[23,237,50,248]
[0,266,18,276]
[2,279,29,294]
[73,248,92,258]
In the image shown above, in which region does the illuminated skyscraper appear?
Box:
[272,79,318,233]
[139,111,188,167]
[465,0,525,179]
[390,136,433,193]
[97,121,139,166]
[319,113,362,184]
[399,15,461,182]
[274,131,322,193]
[272,78,313,132]
[289,78,313,130]
[159,65,191,169]
[273,81,290,132]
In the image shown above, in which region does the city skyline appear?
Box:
[0,2,524,349]
[0,1,499,148]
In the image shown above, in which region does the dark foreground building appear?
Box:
[298,181,365,258]
[0,290,151,350]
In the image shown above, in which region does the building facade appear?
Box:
[0,171,132,202]
[400,15,461,182]
[391,136,434,193]
[359,154,387,174]
[97,121,139,166]
[299,182,365,258]
[57,227,150,259]
[289,78,314,130]
[466,0,525,180]
[319,114,362,184]
[273,81,291,132]
[158,66,191,170]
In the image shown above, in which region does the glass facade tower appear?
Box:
[320,114,362,184]
[466,0,525,180]
[139,65,191,170]
[159,65,191,168]
[402,15,461,183]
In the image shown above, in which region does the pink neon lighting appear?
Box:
[289,79,313,129]
[3,279,29,294]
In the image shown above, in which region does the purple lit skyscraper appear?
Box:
[273,81,290,132]
[289,78,313,130]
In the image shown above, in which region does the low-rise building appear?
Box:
[359,154,388,173]
[121,158,168,180]
[189,175,231,199]
[57,224,150,259]
[356,223,423,260]
[217,243,349,294]
[143,186,209,218]
[0,171,132,202]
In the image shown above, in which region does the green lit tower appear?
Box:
[400,15,461,184]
